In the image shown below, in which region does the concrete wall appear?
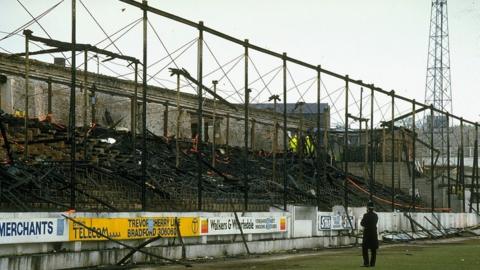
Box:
[0,207,478,269]
[348,162,409,190]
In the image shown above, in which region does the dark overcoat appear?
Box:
[361,211,379,249]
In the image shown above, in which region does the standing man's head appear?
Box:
[367,201,375,212]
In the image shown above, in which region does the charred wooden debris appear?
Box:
[0,110,416,212]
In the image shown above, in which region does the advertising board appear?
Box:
[69,216,200,241]
[317,214,355,231]
[201,216,287,235]
[0,218,68,244]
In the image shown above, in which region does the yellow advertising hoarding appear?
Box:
[69,217,200,241]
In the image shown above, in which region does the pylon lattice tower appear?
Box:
[424,0,452,160]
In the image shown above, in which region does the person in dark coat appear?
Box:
[361,201,379,267]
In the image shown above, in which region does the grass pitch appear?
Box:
[156,238,480,270]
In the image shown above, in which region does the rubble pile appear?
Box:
[0,112,416,212]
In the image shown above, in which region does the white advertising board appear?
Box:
[318,214,355,231]
[201,216,287,235]
[0,218,68,244]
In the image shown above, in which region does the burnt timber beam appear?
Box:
[380,106,428,127]
[20,30,139,64]
[169,68,237,111]
[11,47,70,57]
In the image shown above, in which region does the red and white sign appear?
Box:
[201,216,287,235]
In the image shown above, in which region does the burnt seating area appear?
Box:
[0,111,415,212]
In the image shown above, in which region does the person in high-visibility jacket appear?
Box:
[305,135,315,157]
[289,134,298,153]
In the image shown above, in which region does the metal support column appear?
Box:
[243,39,249,211]
[316,66,321,208]
[141,0,148,211]
[163,101,168,137]
[24,30,30,161]
[47,78,52,115]
[411,100,416,211]
[323,107,329,199]
[298,102,304,184]
[446,113,451,209]
[369,86,374,200]
[430,106,435,212]
[460,118,465,212]
[130,97,135,134]
[470,124,478,213]
[359,88,363,135]
[196,21,204,210]
[360,87,364,179]
[91,85,96,125]
[476,123,479,212]
[226,113,230,154]
[251,119,256,150]
[176,74,181,168]
[344,76,349,209]
[132,62,138,155]
[69,0,76,210]
[391,91,395,211]
[83,50,88,160]
[456,147,460,198]
[270,94,280,184]
[282,52,288,211]
[212,80,218,167]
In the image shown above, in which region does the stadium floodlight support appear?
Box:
[423,0,453,212]
[424,0,452,166]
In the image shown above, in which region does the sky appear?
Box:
[0,0,479,124]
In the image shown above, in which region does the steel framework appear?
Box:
[0,0,478,214]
